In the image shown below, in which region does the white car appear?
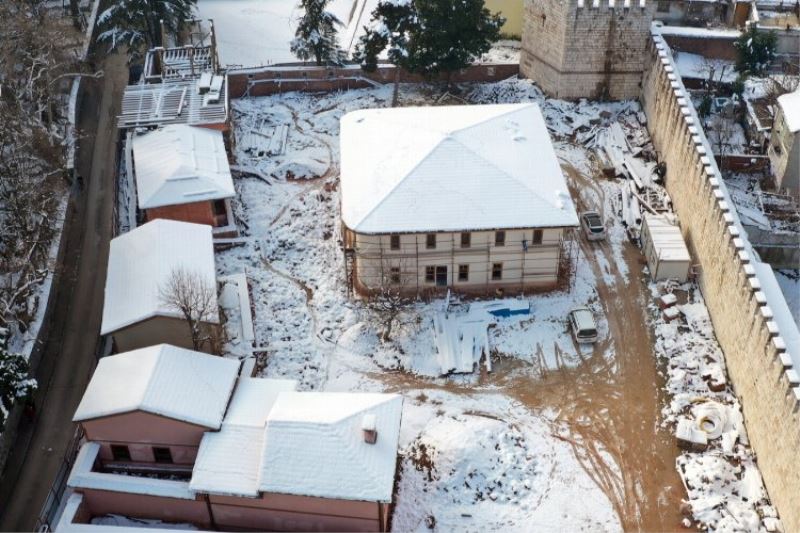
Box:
[581,211,606,241]
[568,307,598,344]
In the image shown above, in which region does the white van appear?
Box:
[568,307,598,344]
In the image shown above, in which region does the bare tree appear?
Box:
[367,258,413,341]
[159,266,218,351]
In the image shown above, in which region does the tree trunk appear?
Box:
[392,67,400,107]
[69,0,81,30]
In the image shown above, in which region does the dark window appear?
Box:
[460,232,471,248]
[212,199,227,216]
[492,263,503,280]
[495,231,506,246]
[152,447,173,464]
[426,234,436,249]
[389,267,401,284]
[435,266,448,286]
[532,229,543,245]
[425,266,435,283]
[390,234,400,250]
[657,0,669,12]
[458,264,469,282]
[111,445,131,462]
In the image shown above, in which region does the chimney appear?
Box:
[362,414,377,444]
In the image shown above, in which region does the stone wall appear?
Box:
[520,0,655,100]
[641,30,800,532]
[227,64,520,99]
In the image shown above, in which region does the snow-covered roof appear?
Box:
[258,392,403,502]
[777,89,800,133]
[132,125,235,209]
[190,378,298,498]
[643,214,691,261]
[101,219,218,335]
[73,344,240,429]
[340,103,579,234]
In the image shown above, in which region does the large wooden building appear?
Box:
[340,103,578,296]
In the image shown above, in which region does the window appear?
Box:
[460,232,471,248]
[532,229,543,245]
[212,199,227,216]
[425,266,435,283]
[495,231,505,246]
[389,267,401,284]
[152,447,173,464]
[657,0,669,12]
[458,264,469,282]
[426,233,436,249]
[390,234,401,250]
[492,263,503,281]
[111,445,131,462]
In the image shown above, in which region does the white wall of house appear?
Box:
[768,109,800,198]
[348,227,566,294]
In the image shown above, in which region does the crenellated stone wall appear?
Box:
[520,0,655,100]
[641,30,800,532]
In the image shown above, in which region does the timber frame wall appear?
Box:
[641,29,800,532]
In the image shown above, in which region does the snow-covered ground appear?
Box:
[218,77,776,531]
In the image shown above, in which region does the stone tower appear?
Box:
[520,0,656,100]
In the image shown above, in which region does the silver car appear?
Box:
[568,307,598,344]
[581,211,606,241]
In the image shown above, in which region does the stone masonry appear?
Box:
[642,31,800,532]
[520,0,655,100]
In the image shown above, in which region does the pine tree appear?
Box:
[0,330,36,430]
[291,0,343,66]
[97,0,197,54]
[734,26,777,77]
[355,0,504,95]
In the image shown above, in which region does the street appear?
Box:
[0,51,128,531]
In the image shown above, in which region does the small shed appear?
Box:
[641,214,691,282]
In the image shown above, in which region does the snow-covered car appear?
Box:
[580,211,606,241]
[568,307,598,344]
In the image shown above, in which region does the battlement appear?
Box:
[576,0,647,9]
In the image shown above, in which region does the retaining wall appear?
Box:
[227,63,520,98]
[641,30,800,532]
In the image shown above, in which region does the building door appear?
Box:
[435,266,448,286]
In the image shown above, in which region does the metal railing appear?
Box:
[33,426,84,532]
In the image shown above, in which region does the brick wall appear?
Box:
[145,201,215,227]
[520,0,655,100]
[227,64,520,99]
[641,32,800,532]
[662,34,738,60]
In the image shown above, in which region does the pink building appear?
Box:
[59,346,403,532]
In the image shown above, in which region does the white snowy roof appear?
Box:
[190,378,298,498]
[258,392,403,502]
[643,214,691,262]
[340,103,579,234]
[777,90,800,133]
[101,219,218,335]
[73,344,239,429]
[133,125,235,209]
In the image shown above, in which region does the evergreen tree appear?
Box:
[96,0,197,54]
[291,0,343,65]
[734,26,777,77]
[0,331,36,430]
[355,0,503,87]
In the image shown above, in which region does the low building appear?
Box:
[101,219,219,352]
[640,213,692,281]
[59,347,403,533]
[131,124,236,233]
[768,89,800,198]
[340,103,579,296]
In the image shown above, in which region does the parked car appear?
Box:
[568,307,598,344]
[580,211,606,241]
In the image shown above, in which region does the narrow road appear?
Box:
[0,51,128,531]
